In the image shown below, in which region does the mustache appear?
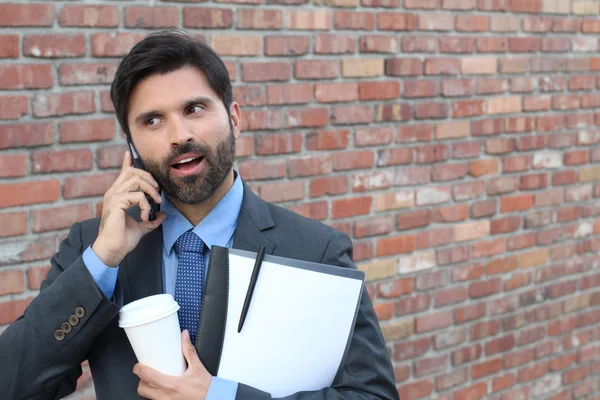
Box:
[165,142,212,165]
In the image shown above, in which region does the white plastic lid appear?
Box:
[119,294,180,328]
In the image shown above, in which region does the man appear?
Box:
[0,30,398,400]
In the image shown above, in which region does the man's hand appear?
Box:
[92,150,166,267]
[134,330,213,400]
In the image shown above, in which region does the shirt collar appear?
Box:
[162,171,244,253]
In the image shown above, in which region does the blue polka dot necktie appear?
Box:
[174,231,206,344]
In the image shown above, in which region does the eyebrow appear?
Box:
[132,96,215,126]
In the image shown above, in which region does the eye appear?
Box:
[186,105,205,115]
[145,117,161,127]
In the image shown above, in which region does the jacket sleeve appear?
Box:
[0,222,123,400]
[235,232,399,400]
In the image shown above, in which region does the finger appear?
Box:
[116,165,160,193]
[181,330,201,371]
[137,379,162,399]
[139,211,167,232]
[109,192,152,222]
[114,175,162,204]
[121,150,132,173]
[133,364,171,390]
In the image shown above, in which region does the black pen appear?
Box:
[238,245,267,333]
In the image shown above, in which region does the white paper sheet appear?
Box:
[216,252,364,397]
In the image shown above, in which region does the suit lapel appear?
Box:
[122,226,164,302]
[233,183,276,255]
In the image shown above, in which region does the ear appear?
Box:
[229,102,241,140]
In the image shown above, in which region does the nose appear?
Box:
[168,115,194,148]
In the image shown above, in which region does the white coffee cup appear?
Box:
[119,294,186,376]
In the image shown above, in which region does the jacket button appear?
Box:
[55,330,65,341]
[75,307,85,318]
[61,322,72,334]
[68,315,79,326]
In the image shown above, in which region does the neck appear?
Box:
[168,169,235,226]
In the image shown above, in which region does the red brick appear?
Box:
[415,102,448,119]
[354,127,394,147]
[0,95,28,120]
[0,180,60,209]
[314,35,356,55]
[440,37,474,53]
[375,104,411,122]
[332,105,373,125]
[59,63,118,86]
[477,78,508,95]
[403,81,438,98]
[396,209,431,232]
[0,64,53,89]
[441,79,473,97]
[385,58,422,76]
[453,382,486,400]
[416,310,453,333]
[417,13,454,31]
[236,10,283,30]
[402,36,437,53]
[306,129,350,150]
[0,270,25,296]
[435,287,467,307]
[91,33,145,57]
[125,6,179,28]
[456,15,489,32]
[33,149,93,174]
[33,92,95,118]
[334,11,374,30]
[359,81,400,100]
[405,0,439,7]
[0,298,34,325]
[295,60,339,80]
[59,5,119,27]
[32,204,94,233]
[287,10,331,30]
[23,34,86,58]
[238,160,287,181]
[471,237,506,258]
[315,83,358,103]
[452,99,484,118]
[360,35,398,54]
[415,354,447,378]
[287,155,331,178]
[256,133,302,155]
[377,13,416,31]
[501,194,534,213]
[395,294,431,315]
[377,278,414,298]
[265,36,310,56]
[267,84,312,105]
[437,245,470,266]
[59,119,115,143]
[27,265,50,290]
[287,201,327,220]
[0,123,53,150]
[398,380,433,400]
[242,62,291,82]
[455,303,486,324]
[486,335,515,355]
[492,374,516,393]
[0,212,27,238]
[376,235,415,256]
[518,362,548,382]
[472,357,503,379]
[0,4,53,27]
[425,58,461,75]
[332,197,372,219]
[287,108,328,128]
[452,344,482,365]
[211,35,261,56]
[63,172,119,200]
[453,142,481,159]
[182,8,233,29]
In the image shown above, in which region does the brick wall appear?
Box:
[1,0,600,399]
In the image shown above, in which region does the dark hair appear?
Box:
[110,30,233,138]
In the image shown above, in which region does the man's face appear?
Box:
[127,66,240,204]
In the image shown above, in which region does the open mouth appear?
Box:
[171,156,203,170]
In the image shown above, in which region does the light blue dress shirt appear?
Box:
[83,172,244,400]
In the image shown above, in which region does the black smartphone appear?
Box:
[127,140,160,221]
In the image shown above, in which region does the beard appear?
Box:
[141,128,236,205]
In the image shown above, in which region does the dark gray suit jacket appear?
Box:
[0,184,399,400]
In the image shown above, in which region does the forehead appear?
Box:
[127,67,219,119]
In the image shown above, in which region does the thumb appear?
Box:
[182,330,201,370]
